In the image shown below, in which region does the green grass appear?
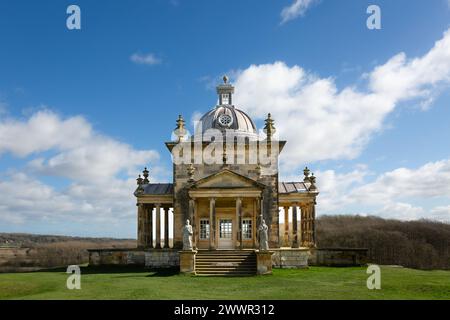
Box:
[0,266,449,300]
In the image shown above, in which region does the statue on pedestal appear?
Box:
[182,219,193,250]
[258,217,269,251]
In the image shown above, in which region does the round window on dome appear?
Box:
[218,114,233,127]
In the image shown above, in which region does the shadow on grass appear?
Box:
[145,268,179,277]
[31,265,180,276]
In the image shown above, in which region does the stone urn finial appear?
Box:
[303,166,310,182]
[142,167,150,184]
[187,163,195,182]
[255,164,262,178]
[174,114,187,142]
[136,174,144,186]
[263,113,276,140]
[309,173,317,191]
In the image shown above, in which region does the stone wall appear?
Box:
[0,247,32,268]
[88,249,179,268]
[308,248,368,267]
[145,250,179,268]
[272,249,310,268]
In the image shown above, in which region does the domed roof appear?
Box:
[197,105,257,136]
[195,76,257,138]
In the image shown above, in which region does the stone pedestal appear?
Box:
[256,250,274,275]
[179,250,197,274]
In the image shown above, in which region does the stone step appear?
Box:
[197,255,255,258]
[195,261,256,266]
[197,251,255,255]
[194,250,257,276]
[197,264,255,267]
[196,271,256,276]
[197,256,254,258]
[196,257,256,261]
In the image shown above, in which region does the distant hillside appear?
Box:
[0,233,135,272]
[0,233,134,248]
[317,215,450,270]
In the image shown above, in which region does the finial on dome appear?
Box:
[217,76,234,105]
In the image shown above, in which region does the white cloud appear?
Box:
[376,202,425,221]
[314,159,450,222]
[0,110,92,157]
[0,110,165,235]
[350,159,450,204]
[280,0,318,24]
[430,206,450,222]
[130,52,161,65]
[0,172,138,228]
[233,28,450,169]
[0,110,159,182]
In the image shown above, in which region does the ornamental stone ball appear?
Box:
[182,219,193,250]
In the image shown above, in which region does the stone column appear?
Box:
[164,207,170,248]
[292,204,299,248]
[209,198,216,250]
[300,204,308,247]
[253,198,259,248]
[137,203,145,249]
[144,204,153,249]
[155,203,162,249]
[236,197,242,249]
[283,206,290,247]
[311,202,317,247]
[189,199,197,249]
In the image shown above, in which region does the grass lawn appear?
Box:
[0,266,449,300]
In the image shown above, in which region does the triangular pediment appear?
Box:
[192,169,264,189]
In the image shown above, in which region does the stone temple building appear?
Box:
[88,77,367,275]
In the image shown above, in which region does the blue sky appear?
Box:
[1,0,450,238]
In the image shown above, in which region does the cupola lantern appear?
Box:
[217,75,234,106]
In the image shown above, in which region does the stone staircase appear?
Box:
[195,250,257,276]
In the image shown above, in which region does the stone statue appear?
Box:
[258,218,269,251]
[182,219,193,250]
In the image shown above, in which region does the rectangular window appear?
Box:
[200,219,210,240]
[242,219,252,240]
